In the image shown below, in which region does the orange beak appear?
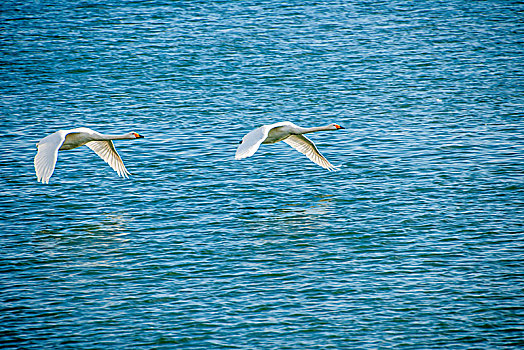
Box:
[335,124,345,129]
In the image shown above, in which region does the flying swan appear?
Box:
[235,122,345,171]
[34,127,144,183]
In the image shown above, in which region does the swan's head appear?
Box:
[130,132,145,139]
[330,123,345,130]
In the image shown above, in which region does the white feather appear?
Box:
[235,121,344,171]
[85,141,131,179]
[34,130,68,184]
[34,128,142,183]
[283,135,337,171]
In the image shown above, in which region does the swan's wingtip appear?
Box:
[37,177,50,184]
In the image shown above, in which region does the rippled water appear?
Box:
[1,1,523,349]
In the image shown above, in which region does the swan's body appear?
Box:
[34,127,144,184]
[235,122,344,171]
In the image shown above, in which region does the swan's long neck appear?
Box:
[299,125,333,134]
[97,133,134,141]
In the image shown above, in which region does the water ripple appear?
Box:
[1,0,523,349]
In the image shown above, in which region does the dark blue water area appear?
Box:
[1,0,523,349]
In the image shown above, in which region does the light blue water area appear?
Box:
[1,1,523,349]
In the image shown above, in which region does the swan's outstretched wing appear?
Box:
[34,131,68,184]
[235,122,294,160]
[85,141,131,178]
[283,135,338,171]
[235,125,271,159]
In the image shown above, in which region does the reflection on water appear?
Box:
[100,213,134,236]
[236,195,338,237]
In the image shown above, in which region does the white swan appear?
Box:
[235,122,345,171]
[34,127,144,184]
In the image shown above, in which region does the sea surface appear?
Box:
[1,1,523,349]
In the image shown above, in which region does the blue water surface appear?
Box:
[1,1,523,349]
